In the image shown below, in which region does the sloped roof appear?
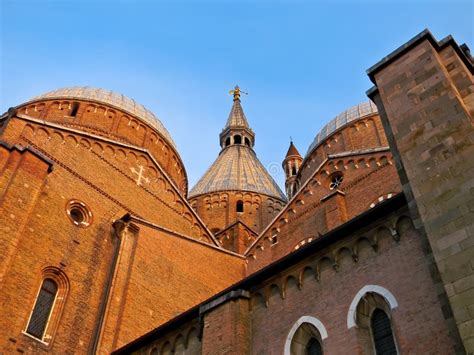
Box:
[189,145,286,201]
[285,141,302,158]
[224,99,250,129]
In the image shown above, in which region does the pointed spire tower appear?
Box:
[219,86,255,150]
[189,86,287,253]
[282,140,303,199]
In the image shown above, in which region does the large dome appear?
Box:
[26,86,176,148]
[306,101,378,157]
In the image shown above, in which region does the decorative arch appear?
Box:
[347,285,398,329]
[284,316,328,355]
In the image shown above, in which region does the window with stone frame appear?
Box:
[354,292,398,355]
[24,268,69,345]
[26,279,58,340]
[290,322,324,355]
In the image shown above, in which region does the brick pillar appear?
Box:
[322,190,348,231]
[0,143,52,285]
[95,219,139,354]
[367,30,474,352]
[200,289,251,354]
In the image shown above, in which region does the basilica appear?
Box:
[0,29,473,354]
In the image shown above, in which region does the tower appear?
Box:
[188,86,287,253]
[282,140,302,199]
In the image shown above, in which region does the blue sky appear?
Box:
[1,0,472,190]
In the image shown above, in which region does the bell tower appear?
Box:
[219,86,255,150]
[282,140,302,199]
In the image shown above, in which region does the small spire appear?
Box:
[285,140,302,158]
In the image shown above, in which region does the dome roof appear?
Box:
[306,101,378,157]
[27,86,176,149]
[189,145,286,201]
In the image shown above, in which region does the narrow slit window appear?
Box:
[26,278,58,340]
[69,102,79,117]
[236,200,244,212]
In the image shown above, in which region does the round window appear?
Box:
[329,173,344,190]
[66,200,92,227]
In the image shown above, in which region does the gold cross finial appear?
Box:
[229,85,247,101]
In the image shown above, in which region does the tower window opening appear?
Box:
[69,102,79,117]
[292,166,297,176]
[225,137,231,147]
[236,200,244,213]
[234,135,242,145]
[244,137,250,146]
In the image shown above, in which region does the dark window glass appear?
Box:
[306,337,323,355]
[69,102,79,117]
[236,200,244,212]
[26,279,58,339]
[371,309,397,355]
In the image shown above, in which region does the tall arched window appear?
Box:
[225,137,231,147]
[371,309,397,355]
[236,200,244,212]
[26,278,58,340]
[25,267,69,344]
[347,286,399,355]
[234,135,242,144]
[244,137,250,146]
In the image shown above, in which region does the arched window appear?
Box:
[236,200,244,212]
[284,316,327,355]
[292,166,297,176]
[371,309,397,355]
[26,278,58,340]
[348,286,399,354]
[234,135,242,144]
[244,137,250,146]
[225,137,231,147]
[25,268,69,344]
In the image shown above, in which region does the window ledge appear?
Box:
[21,331,50,346]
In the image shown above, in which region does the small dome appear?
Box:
[26,86,176,149]
[306,101,378,157]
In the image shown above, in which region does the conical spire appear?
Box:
[225,86,250,129]
[220,85,255,149]
[285,140,302,158]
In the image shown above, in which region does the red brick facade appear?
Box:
[1,29,472,354]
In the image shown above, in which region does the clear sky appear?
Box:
[1,0,472,190]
